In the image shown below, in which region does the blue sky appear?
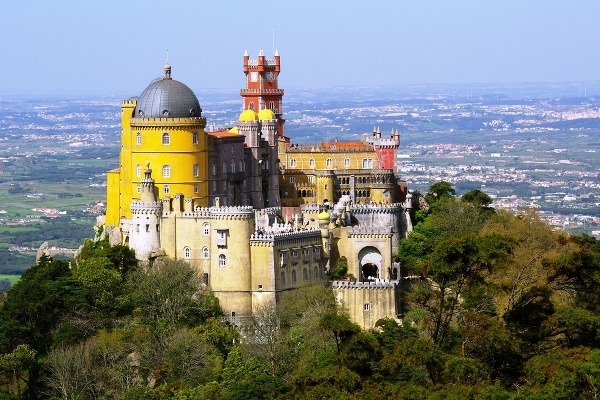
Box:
[2,0,599,95]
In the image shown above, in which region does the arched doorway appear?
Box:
[358,247,382,282]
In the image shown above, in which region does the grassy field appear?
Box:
[0,274,21,284]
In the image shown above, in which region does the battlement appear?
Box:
[351,203,403,214]
[331,280,398,289]
[164,205,254,219]
[300,203,321,213]
[347,226,394,236]
[286,143,373,153]
[130,116,206,127]
[240,88,284,95]
[250,227,321,243]
[122,99,138,107]
[131,201,161,213]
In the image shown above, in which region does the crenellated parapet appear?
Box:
[250,228,321,244]
[347,226,394,238]
[331,280,398,290]
[122,99,138,107]
[130,201,161,214]
[300,203,321,213]
[164,205,254,220]
[351,203,403,214]
[130,116,206,128]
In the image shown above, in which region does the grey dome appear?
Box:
[135,67,201,118]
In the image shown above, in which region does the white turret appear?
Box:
[129,162,162,260]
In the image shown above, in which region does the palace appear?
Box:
[101,50,413,328]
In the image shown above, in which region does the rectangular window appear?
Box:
[194,183,199,194]
[162,133,170,145]
[362,158,373,169]
[280,251,288,266]
[315,247,321,260]
[303,248,310,263]
[290,176,295,184]
[163,185,170,194]
[364,303,371,312]
[193,164,199,177]
[192,132,198,144]
[217,229,227,247]
[292,249,299,264]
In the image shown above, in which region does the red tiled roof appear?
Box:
[209,130,241,138]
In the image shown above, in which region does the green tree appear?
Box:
[410,234,517,346]
[0,344,36,398]
[128,258,221,330]
[461,189,493,208]
[426,181,456,205]
[328,256,350,280]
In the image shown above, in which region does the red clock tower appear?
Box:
[242,49,286,141]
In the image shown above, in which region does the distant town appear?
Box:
[0,82,599,270]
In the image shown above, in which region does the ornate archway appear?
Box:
[358,246,382,282]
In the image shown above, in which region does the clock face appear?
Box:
[250,72,258,82]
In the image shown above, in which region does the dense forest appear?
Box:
[1,182,599,399]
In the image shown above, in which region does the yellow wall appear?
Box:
[119,115,208,219]
[105,169,121,227]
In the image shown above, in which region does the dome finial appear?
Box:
[164,50,171,79]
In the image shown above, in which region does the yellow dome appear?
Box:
[228,126,239,133]
[257,108,276,120]
[318,210,330,221]
[239,109,258,122]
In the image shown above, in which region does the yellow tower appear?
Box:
[106,64,208,226]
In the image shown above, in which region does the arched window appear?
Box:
[162,133,170,145]
[230,159,235,173]
[193,164,199,177]
[313,266,319,279]
[269,101,275,110]
[344,158,350,167]
[202,246,209,259]
[303,268,308,281]
[291,270,297,284]
[203,223,210,236]
[136,132,142,145]
[219,254,226,267]
[326,158,332,168]
[309,158,315,168]
[136,164,142,178]
[290,159,297,167]
[194,184,199,194]
[281,271,286,286]
[163,185,170,195]
[183,246,190,259]
[212,163,216,176]
[249,101,255,111]
[162,165,171,178]
[222,162,227,175]
[192,131,198,144]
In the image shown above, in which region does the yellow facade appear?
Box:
[106,99,209,223]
